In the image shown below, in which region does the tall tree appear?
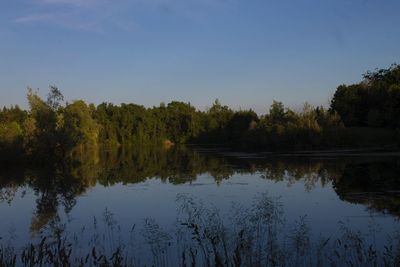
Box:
[61,100,99,153]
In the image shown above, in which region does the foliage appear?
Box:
[60,100,99,154]
[1,64,400,162]
[252,102,346,150]
[0,106,27,160]
[331,64,400,128]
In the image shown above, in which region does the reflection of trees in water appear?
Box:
[1,146,400,235]
[333,159,400,217]
[27,168,91,236]
[261,160,343,192]
[1,192,400,267]
[259,157,400,217]
[0,165,96,235]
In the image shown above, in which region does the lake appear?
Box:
[0,146,400,266]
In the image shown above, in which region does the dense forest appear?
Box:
[0,64,399,163]
[331,64,400,128]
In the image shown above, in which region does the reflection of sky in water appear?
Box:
[0,168,398,250]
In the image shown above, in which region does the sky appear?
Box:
[0,0,399,113]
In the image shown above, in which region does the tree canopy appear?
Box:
[1,64,400,163]
[330,64,400,128]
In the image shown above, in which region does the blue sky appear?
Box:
[1,0,399,113]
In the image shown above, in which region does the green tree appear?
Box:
[331,64,400,128]
[268,101,286,125]
[26,88,58,159]
[61,100,99,154]
[47,85,64,111]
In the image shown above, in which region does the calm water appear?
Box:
[1,146,400,265]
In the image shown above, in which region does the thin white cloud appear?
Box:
[13,13,57,23]
[12,12,105,32]
[37,0,105,8]
[13,0,234,31]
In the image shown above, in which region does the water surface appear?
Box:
[0,147,399,265]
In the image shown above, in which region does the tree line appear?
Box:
[331,63,400,128]
[1,64,399,162]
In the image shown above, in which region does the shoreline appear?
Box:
[188,144,400,158]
